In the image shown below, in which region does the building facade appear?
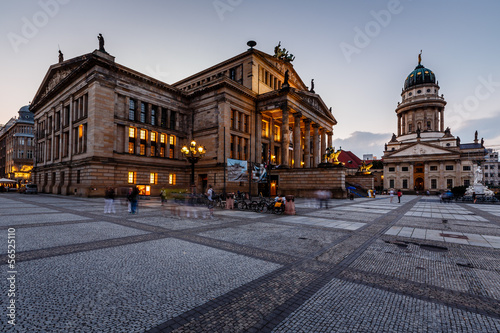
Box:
[484,149,499,187]
[30,42,339,197]
[382,55,486,193]
[0,106,35,184]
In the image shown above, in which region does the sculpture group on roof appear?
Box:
[273,41,295,62]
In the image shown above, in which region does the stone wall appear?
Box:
[273,167,346,198]
[346,173,375,191]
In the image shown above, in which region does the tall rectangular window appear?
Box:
[129,127,135,138]
[262,120,269,138]
[128,142,134,154]
[151,132,156,142]
[129,99,136,121]
[389,179,394,188]
[402,179,408,189]
[431,179,437,189]
[160,134,165,143]
[140,102,146,123]
[170,111,176,130]
[160,147,165,157]
[169,173,176,185]
[140,144,145,155]
[150,172,157,184]
[169,135,176,146]
[140,129,146,140]
[161,108,167,128]
[151,107,156,126]
[128,171,135,184]
[446,179,453,188]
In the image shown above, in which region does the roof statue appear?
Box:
[456,136,461,146]
[98,33,106,53]
[273,41,295,62]
[283,70,289,86]
[475,130,478,141]
[390,133,397,142]
[58,49,64,63]
[418,50,422,65]
[416,126,421,138]
[481,137,484,147]
[310,79,315,93]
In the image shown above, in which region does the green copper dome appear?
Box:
[404,63,436,89]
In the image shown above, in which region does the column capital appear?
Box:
[311,123,320,128]
[293,112,302,119]
[303,118,312,125]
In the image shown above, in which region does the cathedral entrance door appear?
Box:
[415,177,424,191]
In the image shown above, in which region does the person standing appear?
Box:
[397,189,402,203]
[160,187,168,206]
[389,189,395,203]
[104,186,116,213]
[206,184,214,218]
[472,191,477,204]
[128,186,139,214]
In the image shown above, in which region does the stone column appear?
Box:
[68,95,74,157]
[255,112,262,163]
[397,114,402,136]
[234,111,239,130]
[304,119,311,168]
[440,108,444,132]
[409,163,414,190]
[166,134,171,158]
[124,126,130,153]
[146,130,151,157]
[135,129,141,155]
[312,124,319,167]
[327,131,333,149]
[412,111,416,133]
[320,128,326,163]
[439,162,444,190]
[281,105,290,167]
[293,113,301,168]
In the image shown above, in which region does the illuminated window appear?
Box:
[151,132,156,142]
[140,129,146,140]
[262,120,269,137]
[160,134,165,143]
[151,148,155,157]
[78,124,84,138]
[150,172,157,184]
[128,142,134,154]
[169,148,174,158]
[128,171,135,184]
[160,147,165,157]
[140,144,145,155]
[169,135,176,145]
[129,127,135,138]
[273,125,281,141]
[169,173,176,185]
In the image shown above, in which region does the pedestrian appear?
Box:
[160,187,168,206]
[397,189,402,203]
[472,191,477,204]
[126,187,133,213]
[206,184,214,218]
[104,186,116,213]
[389,189,395,203]
[128,186,139,214]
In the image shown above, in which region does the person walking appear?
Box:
[389,189,395,203]
[397,189,402,203]
[472,191,477,204]
[104,186,116,213]
[206,184,214,218]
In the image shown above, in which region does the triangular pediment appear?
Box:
[389,142,457,157]
[31,55,90,108]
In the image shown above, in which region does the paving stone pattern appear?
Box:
[0,193,499,332]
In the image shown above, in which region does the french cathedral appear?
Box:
[383,54,486,193]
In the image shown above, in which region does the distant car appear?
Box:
[25,184,38,194]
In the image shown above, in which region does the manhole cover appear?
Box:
[440,233,468,240]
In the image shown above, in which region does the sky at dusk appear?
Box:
[1,0,499,159]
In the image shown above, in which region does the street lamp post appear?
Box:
[181,140,206,188]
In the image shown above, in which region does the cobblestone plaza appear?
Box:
[1,194,500,332]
